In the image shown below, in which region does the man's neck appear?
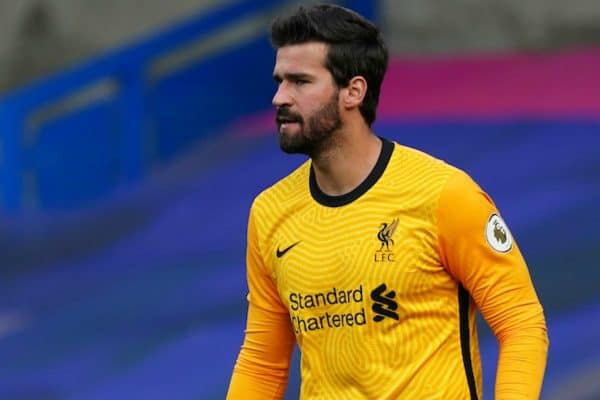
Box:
[311,126,382,197]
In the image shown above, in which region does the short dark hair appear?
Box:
[270,4,388,126]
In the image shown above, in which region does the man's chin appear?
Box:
[279,141,305,154]
[279,134,310,155]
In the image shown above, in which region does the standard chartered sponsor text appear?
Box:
[289,285,366,333]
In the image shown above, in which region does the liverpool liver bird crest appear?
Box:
[377,218,399,252]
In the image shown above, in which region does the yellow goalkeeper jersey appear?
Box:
[228,138,548,399]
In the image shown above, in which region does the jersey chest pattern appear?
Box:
[255,144,480,399]
[268,201,465,398]
[272,196,457,336]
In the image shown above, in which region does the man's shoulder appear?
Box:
[390,141,461,177]
[383,140,481,207]
[252,159,311,210]
[389,140,483,202]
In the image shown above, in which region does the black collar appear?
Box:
[309,137,394,207]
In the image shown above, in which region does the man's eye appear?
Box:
[295,79,308,85]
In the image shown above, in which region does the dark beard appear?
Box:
[277,91,342,157]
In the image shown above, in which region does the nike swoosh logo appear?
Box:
[276,241,301,258]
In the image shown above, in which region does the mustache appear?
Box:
[275,107,303,124]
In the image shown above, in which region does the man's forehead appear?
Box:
[274,42,328,71]
[276,41,328,56]
[277,42,327,62]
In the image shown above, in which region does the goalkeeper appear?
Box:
[227,4,548,399]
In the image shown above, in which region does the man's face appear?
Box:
[272,42,342,155]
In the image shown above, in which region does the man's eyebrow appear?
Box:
[273,72,313,82]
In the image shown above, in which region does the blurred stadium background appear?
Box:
[0,0,598,398]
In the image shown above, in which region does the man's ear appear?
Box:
[341,76,367,109]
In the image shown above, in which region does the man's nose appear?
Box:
[272,83,292,107]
